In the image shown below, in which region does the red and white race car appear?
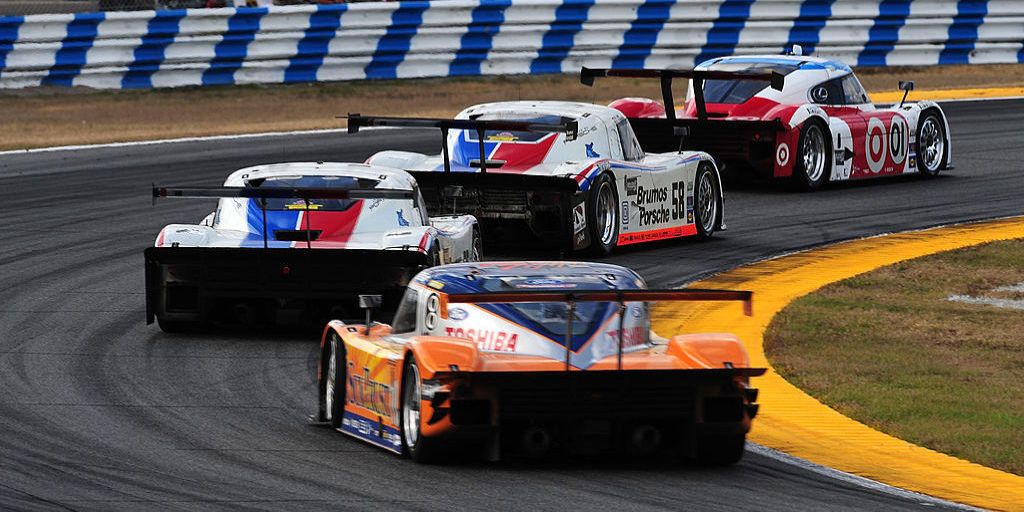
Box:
[584,52,953,190]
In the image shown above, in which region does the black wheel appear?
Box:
[916,110,946,177]
[695,433,746,466]
[792,121,830,191]
[401,355,441,463]
[320,333,345,428]
[156,316,193,333]
[693,162,721,239]
[586,173,619,256]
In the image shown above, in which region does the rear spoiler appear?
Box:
[580,66,785,121]
[151,185,415,249]
[440,288,753,370]
[345,113,579,175]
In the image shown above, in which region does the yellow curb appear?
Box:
[871,86,1024,103]
[652,217,1024,511]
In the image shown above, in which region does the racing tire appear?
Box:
[587,173,619,256]
[792,121,831,191]
[695,433,746,466]
[693,162,721,239]
[320,332,345,428]
[916,110,947,178]
[401,355,442,463]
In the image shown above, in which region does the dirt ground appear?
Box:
[3,63,1023,151]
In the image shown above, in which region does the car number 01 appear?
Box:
[425,293,439,330]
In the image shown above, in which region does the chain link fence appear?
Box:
[0,0,356,16]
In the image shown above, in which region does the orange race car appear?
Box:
[315,261,764,464]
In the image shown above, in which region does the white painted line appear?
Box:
[747,443,982,511]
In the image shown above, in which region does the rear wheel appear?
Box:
[695,433,746,466]
[402,356,441,463]
[792,121,830,191]
[587,173,619,256]
[321,333,345,428]
[693,162,721,239]
[917,110,946,177]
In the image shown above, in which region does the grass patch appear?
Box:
[4,63,1024,151]
[765,238,1024,475]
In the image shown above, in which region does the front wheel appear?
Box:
[916,110,946,177]
[693,162,721,239]
[321,333,345,428]
[402,356,441,463]
[792,121,830,191]
[586,173,619,256]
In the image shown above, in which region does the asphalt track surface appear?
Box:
[0,99,1019,511]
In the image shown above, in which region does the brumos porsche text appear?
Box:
[635,185,670,226]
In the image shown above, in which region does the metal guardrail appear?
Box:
[1,0,1021,90]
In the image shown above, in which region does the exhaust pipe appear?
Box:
[520,426,551,457]
[629,424,662,455]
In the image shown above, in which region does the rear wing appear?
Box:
[151,185,415,249]
[440,288,753,371]
[345,113,579,175]
[580,66,785,121]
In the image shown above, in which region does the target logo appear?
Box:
[776,142,790,167]
[866,117,887,174]
[889,115,908,165]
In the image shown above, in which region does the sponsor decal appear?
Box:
[605,326,647,347]
[445,327,519,352]
[448,307,468,321]
[396,210,410,227]
[573,203,587,234]
[625,176,638,196]
[635,185,671,227]
[367,198,383,210]
[687,211,693,223]
[347,365,396,418]
[516,279,577,289]
[834,133,845,165]
[889,115,908,165]
[586,142,600,158]
[285,200,322,210]
[776,142,790,167]
[866,116,887,174]
[427,279,445,290]
[621,201,629,227]
[618,225,698,245]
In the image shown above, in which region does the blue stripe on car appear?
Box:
[938,0,988,65]
[42,12,105,87]
[694,0,755,66]
[449,0,511,77]
[122,9,186,89]
[529,0,594,75]
[364,1,429,80]
[857,0,911,66]
[202,7,267,86]
[284,4,347,84]
[611,0,676,69]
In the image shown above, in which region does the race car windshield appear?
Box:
[480,276,647,341]
[700,62,800,104]
[464,114,570,143]
[248,175,379,211]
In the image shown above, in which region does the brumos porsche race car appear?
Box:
[584,51,952,190]
[348,104,725,255]
[315,261,764,464]
[145,162,480,332]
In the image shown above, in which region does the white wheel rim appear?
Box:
[403,364,421,448]
[325,337,337,421]
[803,124,826,182]
[920,116,944,172]
[597,181,616,246]
[697,170,716,233]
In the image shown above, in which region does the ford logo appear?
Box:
[449,307,468,321]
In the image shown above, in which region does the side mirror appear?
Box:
[898,80,915,108]
[359,294,383,326]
